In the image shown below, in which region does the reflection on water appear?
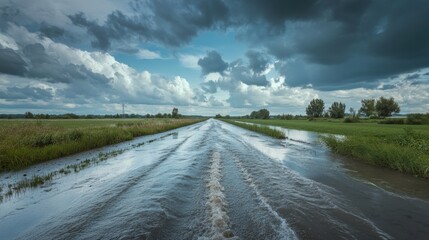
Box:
[241,134,290,162]
[335,153,429,200]
[282,128,319,144]
[240,121,429,200]
[1,119,428,240]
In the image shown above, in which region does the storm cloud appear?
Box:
[246,50,269,74]
[0,48,26,75]
[0,25,198,109]
[3,0,429,89]
[66,0,229,50]
[1,0,429,114]
[0,86,53,101]
[198,51,228,75]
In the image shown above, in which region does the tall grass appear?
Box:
[323,134,429,178]
[240,119,429,178]
[240,119,429,138]
[222,119,286,139]
[0,118,204,172]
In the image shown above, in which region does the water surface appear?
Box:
[1,119,428,239]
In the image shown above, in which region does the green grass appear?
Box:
[239,119,429,178]
[239,118,429,138]
[221,119,286,139]
[0,118,204,172]
[0,131,183,203]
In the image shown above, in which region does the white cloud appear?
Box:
[1,24,198,107]
[178,54,202,69]
[2,25,429,115]
[0,32,19,50]
[136,49,162,59]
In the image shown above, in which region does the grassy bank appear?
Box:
[240,119,429,178]
[0,118,204,172]
[221,119,286,139]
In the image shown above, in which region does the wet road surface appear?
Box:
[1,119,429,239]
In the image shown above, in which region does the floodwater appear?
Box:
[1,119,428,239]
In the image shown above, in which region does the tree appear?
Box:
[172,107,179,118]
[24,112,34,119]
[306,99,324,118]
[250,109,270,119]
[376,97,400,117]
[359,99,376,117]
[258,109,270,119]
[250,111,257,119]
[349,107,356,117]
[328,102,346,118]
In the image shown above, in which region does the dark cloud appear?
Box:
[0,48,27,75]
[200,56,269,98]
[201,80,218,93]
[1,0,429,93]
[246,50,269,74]
[406,74,420,80]
[230,63,267,86]
[69,12,112,50]
[56,65,114,101]
[198,50,228,75]
[0,86,53,101]
[39,23,65,39]
[0,6,20,29]
[229,0,320,25]
[368,2,429,60]
[23,43,53,64]
[0,43,114,102]
[232,0,429,90]
[66,0,229,50]
[20,43,112,94]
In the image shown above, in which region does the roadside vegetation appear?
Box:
[219,96,429,178]
[0,132,179,203]
[0,118,204,172]
[239,119,429,178]
[221,119,286,139]
[240,119,429,178]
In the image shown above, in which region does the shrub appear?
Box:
[406,114,429,125]
[344,117,360,123]
[68,129,83,141]
[31,134,55,147]
[378,119,405,124]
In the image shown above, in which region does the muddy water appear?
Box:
[1,119,428,239]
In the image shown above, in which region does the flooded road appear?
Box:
[1,119,429,239]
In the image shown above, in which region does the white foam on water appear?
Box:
[233,156,298,240]
[204,151,237,240]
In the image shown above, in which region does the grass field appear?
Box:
[239,118,429,137]
[0,118,204,172]
[239,119,429,178]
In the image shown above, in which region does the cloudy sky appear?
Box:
[1,0,428,116]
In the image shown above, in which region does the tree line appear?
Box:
[15,108,182,119]
[306,97,400,119]
[230,96,402,121]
